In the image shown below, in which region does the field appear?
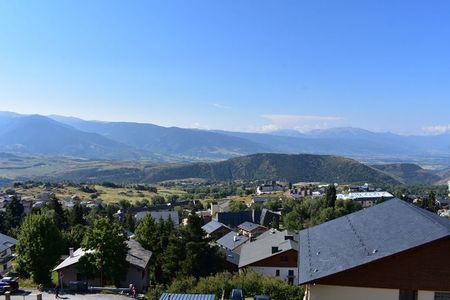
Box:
[13,184,187,205]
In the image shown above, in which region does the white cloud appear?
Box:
[422,124,450,135]
[255,114,344,133]
[211,103,231,110]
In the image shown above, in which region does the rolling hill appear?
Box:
[42,153,401,184]
[371,163,442,184]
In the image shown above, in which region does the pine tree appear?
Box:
[5,196,24,233]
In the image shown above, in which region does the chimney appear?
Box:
[271,246,279,254]
[69,248,74,258]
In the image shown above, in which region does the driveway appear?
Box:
[10,289,132,300]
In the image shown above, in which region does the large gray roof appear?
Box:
[216,231,249,251]
[239,230,298,268]
[299,198,450,284]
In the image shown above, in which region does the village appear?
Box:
[0,180,447,300]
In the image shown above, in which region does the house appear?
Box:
[299,198,450,300]
[216,231,249,271]
[256,184,284,195]
[238,221,267,237]
[436,198,450,209]
[134,211,180,227]
[217,210,261,228]
[239,229,298,284]
[251,196,273,204]
[159,293,215,300]
[210,200,232,216]
[336,191,394,207]
[0,233,17,275]
[54,239,152,291]
[201,221,231,240]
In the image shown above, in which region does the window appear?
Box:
[288,270,294,276]
[435,293,450,300]
[399,290,417,300]
[275,270,280,276]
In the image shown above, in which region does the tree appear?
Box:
[48,197,68,230]
[5,196,24,234]
[69,201,85,226]
[16,214,63,284]
[270,216,279,230]
[79,217,128,285]
[325,185,337,208]
[124,212,135,232]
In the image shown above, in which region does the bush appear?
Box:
[165,272,304,300]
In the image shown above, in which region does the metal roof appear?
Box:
[216,231,249,251]
[337,191,394,200]
[299,198,450,284]
[159,293,215,300]
[201,220,227,234]
[239,230,298,268]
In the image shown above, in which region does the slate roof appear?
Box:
[0,233,16,253]
[126,239,152,270]
[54,239,151,271]
[239,230,298,268]
[135,211,179,226]
[216,231,249,251]
[159,293,215,300]
[299,198,450,284]
[201,220,228,234]
[238,221,262,232]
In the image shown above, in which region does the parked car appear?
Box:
[230,288,244,300]
[254,296,271,300]
[0,277,19,294]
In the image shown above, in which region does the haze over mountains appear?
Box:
[0,112,448,185]
[0,112,448,163]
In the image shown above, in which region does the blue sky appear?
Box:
[0,1,449,135]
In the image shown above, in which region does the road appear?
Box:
[9,290,132,300]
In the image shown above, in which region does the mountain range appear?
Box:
[0,112,448,163]
[5,153,400,184]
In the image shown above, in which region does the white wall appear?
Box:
[306,285,399,300]
[418,291,435,300]
[248,266,297,283]
[306,285,442,300]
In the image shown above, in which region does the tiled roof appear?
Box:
[0,233,16,253]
